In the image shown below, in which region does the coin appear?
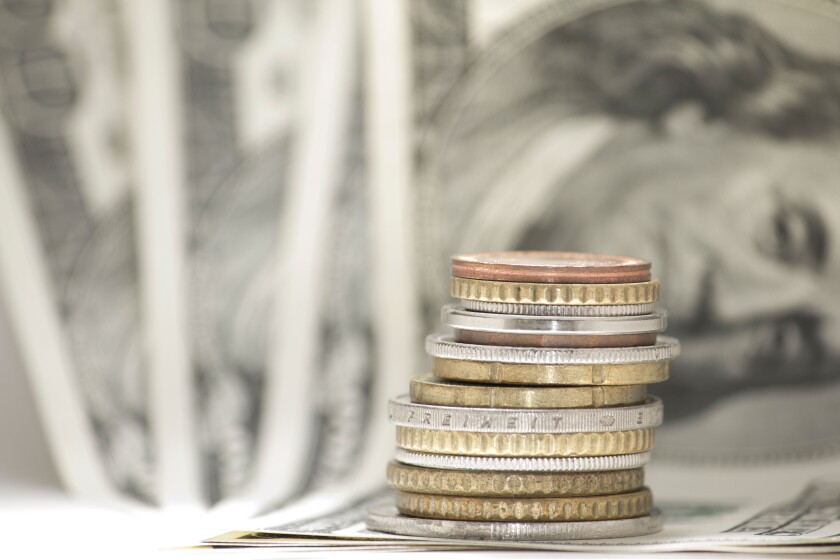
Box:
[396,426,655,456]
[366,504,664,540]
[452,277,660,306]
[433,358,669,386]
[410,374,647,409]
[451,251,651,284]
[443,305,667,334]
[461,300,656,316]
[453,329,657,348]
[393,449,653,471]
[445,305,665,347]
[394,488,653,522]
[426,334,681,365]
[388,395,664,433]
[386,462,645,497]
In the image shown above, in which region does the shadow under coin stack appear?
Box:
[367,252,680,541]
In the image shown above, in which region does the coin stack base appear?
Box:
[369,252,679,541]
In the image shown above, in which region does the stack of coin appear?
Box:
[368,252,680,541]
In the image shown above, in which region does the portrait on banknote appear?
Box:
[416,0,840,461]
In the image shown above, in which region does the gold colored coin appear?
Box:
[451,277,660,305]
[394,488,653,522]
[433,358,669,386]
[410,374,647,408]
[396,426,655,457]
[386,461,644,497]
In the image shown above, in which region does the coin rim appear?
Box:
[409,374,648,409]
[442,305,667,335]
[453,329,659,348]
[433,357,669,386]
[451,277,661,306]
[425,334,681,365]
[394,488,653,522]
[393,448,653,471]
[396,426,656,457]
[386,461,646,496]
[460,300,656,317]
[451,251,651,284]
[388,395,664,432]
[366,504,664,541]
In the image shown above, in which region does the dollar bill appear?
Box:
[150,0,380,506]
[411,0,840,464]
[0,0,152,504]
[204,458,840,552]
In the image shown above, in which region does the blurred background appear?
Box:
[1,0,839,514]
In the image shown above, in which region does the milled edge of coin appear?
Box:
[426,334,681,364]
[396,426,655,457]
[366,504,664,541]
[386,461,645,496]
[394,488,653,522]
[392,449,654,472]
[451,277,660,305]
[388,395,664,433]
[461,299,656,316]
[393,449,653,471]
[442,305,667,335]
[409,374,648,409]
[433,357,669,386]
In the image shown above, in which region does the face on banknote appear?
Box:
[413,0,840,462]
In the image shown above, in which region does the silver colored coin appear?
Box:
[442,304,667,335]
[462,299,656,317]
[393,448,652,472]
[389,395,663,433]
[366,504,664,541]
[425,333,681,364]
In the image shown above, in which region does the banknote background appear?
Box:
[1,0,840,545]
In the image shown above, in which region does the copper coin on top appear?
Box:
[451,251,651,284]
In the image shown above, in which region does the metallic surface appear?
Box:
[453,329,657,348]
[443,305,667,335]
[461,299,656,316]
[450,251,651,284]
[385,461,645,496]
[393,449,653,471]
[433,358,669,386]
[426,334,681,365]
[366,504,664,540]
[452,277,660,305]
[388,395,664,433]
[394,488,653,521]
[396,426,655,456]
[410,374,647,409]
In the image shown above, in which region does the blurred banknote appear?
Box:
[411,0,840,465]
[4,0,840,518]
[170,0,376,504]
[0,0,153,503]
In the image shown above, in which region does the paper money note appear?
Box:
[204,458,840,553]
[158,0,379,506]
[410,0,840,464]
[0,0,152,504]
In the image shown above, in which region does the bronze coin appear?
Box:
[451,251,651,284]
[453,329,657,348]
